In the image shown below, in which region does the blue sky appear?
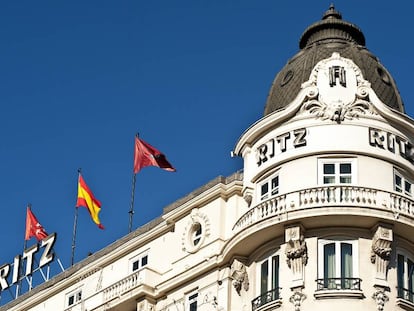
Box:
[0,0,413,301]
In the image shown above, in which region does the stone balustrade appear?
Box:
[233,185,414,232]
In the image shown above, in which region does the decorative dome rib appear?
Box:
[264,5,405,115]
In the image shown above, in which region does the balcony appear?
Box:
[316,277,361,291]
[314,278,364,300]
[397,287,414,310]
[103,268,160,302]
[233,185,414,232]
[251,288,281,311]
[79,267,161,310]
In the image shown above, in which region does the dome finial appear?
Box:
[323,3,342,20]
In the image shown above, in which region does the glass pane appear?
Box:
[261,183,269,196]
[340,176,352,184]
[189,293,198,311]
[261,261,269,294]
[341,243,353,283]
[324,164,335,174]
[395,175,402,192]
[271,176,279,195]
[324,243,336,289]
[324,176,335,184]
[340,163,351,174]
[271,176,279,188]
[272,256,279,290]
[398,254,405,289]
[68,296,74,306]
[141,255,148,267]
[405,181,412,195]
[408,259,414,292]
[132,260,139,271]
[396,174,402,186]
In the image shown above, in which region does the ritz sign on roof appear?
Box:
[0,233,56,291]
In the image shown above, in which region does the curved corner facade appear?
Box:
[3,6,414,311]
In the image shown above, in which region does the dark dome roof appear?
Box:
[264,5,405,115]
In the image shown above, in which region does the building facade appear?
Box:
[2,5,414,311]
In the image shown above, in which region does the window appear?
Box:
[397,253,414,303]
[187,292,198,311]
[394,171,413,196]
[130,251,148,272]
[252,253,280,311]
[317,239,359,290]
[66,289,82,307]
[191,223,202,246]
[319,159,355,185]
[259,174,279,201]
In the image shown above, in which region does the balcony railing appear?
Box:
[251,288,281,311]
[398,287,414,303]
[316,277,362,291]
[233,185,414,232]
[102,267,162,303]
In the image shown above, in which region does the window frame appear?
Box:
[318,158,356,185]
[256,249,280,295]
[186,291,198,311]
[66,288,82,308]
[394,170,413,197]
[252,249,281,310]
[317,238,359,290]
[129,250,149,273]
[258,172,280,202]
[397,251,414,303]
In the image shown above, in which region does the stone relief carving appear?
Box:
[137,299,155,311]
[372,287,389,311]
[285,226,307,288]
[285,235,308,269]
[299,52,377,123]
[289,289,306,311]
[181,208,211,253]
[301,98,374,123]
[371,225,393,285]
[230,259,249,295]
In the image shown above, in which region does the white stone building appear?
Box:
[2,5,414,311]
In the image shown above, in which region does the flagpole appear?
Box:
[71,206,79,266]
[128,172,137,233]
[18,204,31,296]
[128,133,140,233]
[71,170,81,266]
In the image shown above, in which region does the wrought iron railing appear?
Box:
[316,277,361,291]
[251,288,280,311]
[398,287,414,303]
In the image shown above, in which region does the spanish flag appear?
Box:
[76,174,104,229]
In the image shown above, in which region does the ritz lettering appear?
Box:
[256,128,307,166]
[0,233,56,291]
[369,127,414,163]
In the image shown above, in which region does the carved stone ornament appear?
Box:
[181,208,211,253]
[243,192,253,207]
[372,287,389,311]
[289,289,306,311]
[285,226,307,288]
[285,236,308,268]
[371,225,393,285]
[299,52,377,123]
[137,299,155,311]
[230,259,249,295]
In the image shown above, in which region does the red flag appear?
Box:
[76,174,104,229]
[133,137,176,174]
[25,207,48,241]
